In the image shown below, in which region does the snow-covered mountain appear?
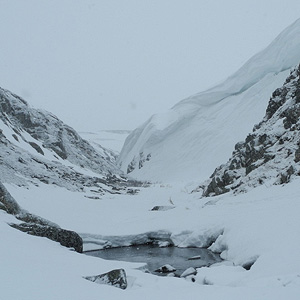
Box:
[118,18,300,183]
[200,64,300,196]
[0,87,134,193]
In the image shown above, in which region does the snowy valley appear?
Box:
[1,19,300,300]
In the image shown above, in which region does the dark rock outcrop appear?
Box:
[84,269,127,290]
[10,223,83,253]
[0,182,21,214]
[0,181,83,253]
[126,152,151,174]
[202,64,300,196]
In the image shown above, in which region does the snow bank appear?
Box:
[2,176,300,299]
[118,18,300,183]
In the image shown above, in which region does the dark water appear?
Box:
[85,245,221,277]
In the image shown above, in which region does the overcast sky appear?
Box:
[1,1,300,132]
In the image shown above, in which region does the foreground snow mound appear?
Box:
[118,18,300,182]
[2,177,300,299]
[202,64,300,196]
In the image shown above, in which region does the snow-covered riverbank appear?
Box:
[2,177,300,299]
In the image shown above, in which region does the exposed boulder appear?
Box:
[84,269,127,290]
[155,264,176,273]
[10,223,83,253]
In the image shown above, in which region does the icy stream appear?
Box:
[85,245,221,277]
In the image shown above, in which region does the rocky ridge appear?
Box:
[0,87,142,194]
[0,87,117,172]
[201,64,300,197]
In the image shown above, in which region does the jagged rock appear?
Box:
[84,269,127,290]
[279,165,294,184]
[155,264,176,273]
[295,146,300,162]
[126,188,139,195]
[28,142,44,155]
[126,152,151,174]
[0,182,21,214]
[202,64,300,196]
[10,223,83,253]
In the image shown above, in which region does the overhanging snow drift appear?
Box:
[118,18,300,183]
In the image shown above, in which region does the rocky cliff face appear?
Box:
[0,88,118,172]
[202,64,300,197]
[0,87,139,193]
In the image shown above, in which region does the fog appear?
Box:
[1,0,300,131]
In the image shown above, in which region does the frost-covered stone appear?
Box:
[84,269,127,289]
[155,264,176,273]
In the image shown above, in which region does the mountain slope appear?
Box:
[118,18,300,183]
[201,64,300,196]
[0,87,133,193]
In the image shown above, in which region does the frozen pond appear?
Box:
[85,245,222,277]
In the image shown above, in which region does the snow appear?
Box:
[1,177,300,299]
[180,267,197,278]
[79,130,131,155]
[118,18,300,183]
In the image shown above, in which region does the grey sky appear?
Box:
[1,0,300,131]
